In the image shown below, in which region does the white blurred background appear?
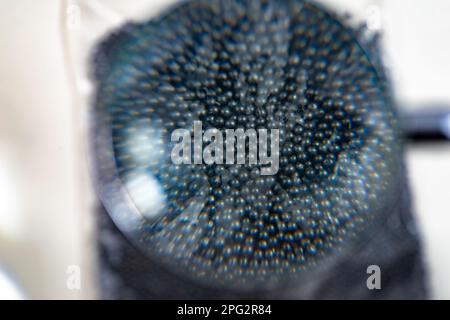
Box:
[0,0,449,299]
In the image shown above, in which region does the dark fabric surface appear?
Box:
[91,0,427,300]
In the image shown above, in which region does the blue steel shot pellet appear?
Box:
[93,0,400,290]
